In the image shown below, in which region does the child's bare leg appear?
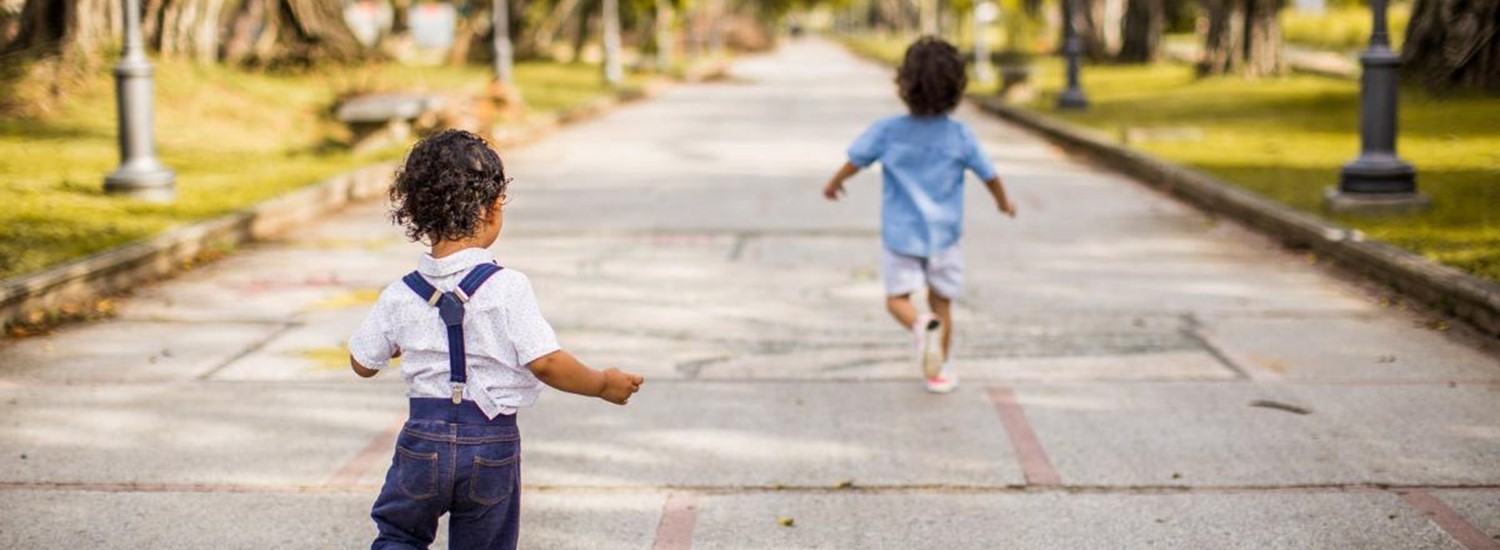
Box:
[886,294,919,330]
[927,290,953,360]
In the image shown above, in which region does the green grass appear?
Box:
[1282,5,1410,52]
[0,59,640,280]
[843,35,1500,283]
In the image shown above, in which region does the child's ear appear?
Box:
[489,195,506,219]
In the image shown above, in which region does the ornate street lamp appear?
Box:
[1327,0,1425,213]
[1056,0,1089,110]
[105,0,175,201]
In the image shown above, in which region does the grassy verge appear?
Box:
[0,59,643,281]
[1282,5,1410,52]
[843,35,1500,283]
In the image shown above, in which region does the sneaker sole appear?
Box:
[925,381,958,394]
[920,320,943,379]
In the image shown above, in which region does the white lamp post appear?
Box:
[974,2,999,86]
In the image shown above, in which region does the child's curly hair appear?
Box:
[897,36,968,116]
[389,129,511,244]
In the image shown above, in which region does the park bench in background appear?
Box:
[336,93,447,154]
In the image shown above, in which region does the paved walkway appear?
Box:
[2,39,1498,549]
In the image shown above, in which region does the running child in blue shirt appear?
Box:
[822,37,1017,393]
[348,130,644,549]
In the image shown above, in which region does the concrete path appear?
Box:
[2,39,1498,549]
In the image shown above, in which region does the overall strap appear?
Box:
[399,262,505,405]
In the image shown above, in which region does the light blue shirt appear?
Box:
[848,115,998,258]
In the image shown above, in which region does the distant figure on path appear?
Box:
[822,37,1018,394]
[347,130,644,549]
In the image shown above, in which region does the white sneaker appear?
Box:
[926,364,959,394]
[914,315,944,379]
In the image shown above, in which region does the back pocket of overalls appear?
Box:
[469,454,519,506]
[395,446,440,500]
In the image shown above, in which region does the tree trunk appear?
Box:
[222,0,265,63]
[1241,0,1283,76]
[526,0,580,56]
[148,0,228,63]
[571,0,596,62]
[252,0,366,66]
[1199,0,1244,74]
[1403,0,1500,92]
[1199,0,1282,76]
[1118,0,1163,63]
[391,0,409,33]
[3,0,121,62]
[1061,0,1112,60]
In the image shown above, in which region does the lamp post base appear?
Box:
[1327,152,1423,215]
[105,162,176,203]
[1057,88,1089,111]
[1323,187,1429,216]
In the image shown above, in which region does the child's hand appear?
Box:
[999,198,1018,218]
[823,180,845,201]
[599,368,644,405]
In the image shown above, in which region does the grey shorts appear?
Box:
[881,245,964,299]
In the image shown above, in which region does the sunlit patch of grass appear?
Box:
[1282,5,1410,52]
[1025,60,1500,282]
[0,59,645,280]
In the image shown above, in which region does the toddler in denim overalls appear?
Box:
[348,130,644,550]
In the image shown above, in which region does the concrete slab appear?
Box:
[0,490,375,550]
[208,309,372,382]
[1016,382,1500,486]
[1201,315,1500,382]
[0,321,287,383]
[521,382,1023,488]
[0,382,405,485]
[690,490,1459,549]
[695,350,1235,382]
[0,489,662,550]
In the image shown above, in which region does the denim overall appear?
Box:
[371,263,521,550]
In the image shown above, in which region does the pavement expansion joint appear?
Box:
[194,320,302,381]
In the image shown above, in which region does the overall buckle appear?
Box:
[451,383,465,404]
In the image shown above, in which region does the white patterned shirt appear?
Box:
[348,248,559,419]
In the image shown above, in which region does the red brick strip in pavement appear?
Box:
[986,385,1062,487]
[1399,489,1500,550]
[652,492,699,550]
[326,414,407,487]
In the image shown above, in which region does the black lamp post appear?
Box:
[1327,0,1425,214]
[105,0,175,201]
[1056,0,1088,111]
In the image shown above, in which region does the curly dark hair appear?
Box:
[389,129,511,244]
[897,36,968,116]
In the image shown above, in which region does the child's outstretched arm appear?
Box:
[984,176,1018,218]
[349,346,400,379]
[823,161,862,201]
[529,350,643,405]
